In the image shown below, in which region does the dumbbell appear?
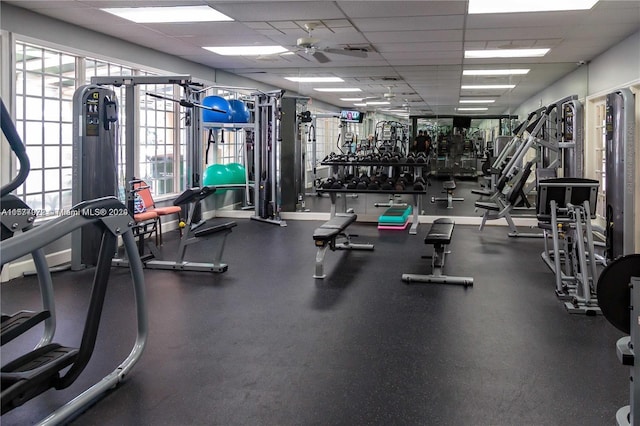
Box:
[322,177,335,189]
[347,178,359,189]
[331,179,344,189]
[403,173,414,184]
[381,179,394,190]
[367,181,380,190]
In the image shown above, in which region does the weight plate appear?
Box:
[597,254,640,334]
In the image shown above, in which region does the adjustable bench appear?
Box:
[431,179,464,209]
[312,213,374,279]
[401,218,473,286]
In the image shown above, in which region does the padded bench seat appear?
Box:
[432,181,464,209]
[402,217,473,287]
[442,181,456,191]
[424,218,454,245]
[313,214,357,242]
[312,213,373,278]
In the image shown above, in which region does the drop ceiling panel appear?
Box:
[465,27,569,41]
[337,1,466,18]
[175,34,276,46]
[352,15,464,32]
[375,42,463,53]
[145,22,260,37]
[466,11,583,29]
[270,21,302,30]
[78,0,203,6]
[381,51,462,61]
[366,30,462,43]
[18,0,87,8]
[213,2,346,21]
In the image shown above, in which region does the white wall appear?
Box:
[513,29,640,252]
[514,30,640,118]
[588,30,640,95]
[513,66,589,117]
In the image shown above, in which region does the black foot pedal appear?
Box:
[1,310,51,346]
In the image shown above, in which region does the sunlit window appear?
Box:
[15,42,76,213]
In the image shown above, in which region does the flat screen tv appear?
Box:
[340,110,364,123]
[452,115,472,129]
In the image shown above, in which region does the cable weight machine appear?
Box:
[252,90,287,226]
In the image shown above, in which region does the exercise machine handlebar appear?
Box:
[145,92,226,113]
[173,186,217,206]
[0,100,30,197]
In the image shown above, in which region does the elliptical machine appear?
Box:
[0,98,148,424]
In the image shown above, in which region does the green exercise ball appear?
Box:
[226,163,246,184]
[203,164,233,187]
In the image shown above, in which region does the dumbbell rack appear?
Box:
[318,157,429,235]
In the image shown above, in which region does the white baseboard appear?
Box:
[1,249,71,283]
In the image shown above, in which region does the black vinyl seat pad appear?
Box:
[424,218,454,245]
[313,214,357,241]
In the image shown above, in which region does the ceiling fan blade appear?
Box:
[324,48,368,58]
[312,51,331,63]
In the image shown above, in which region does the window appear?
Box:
[15,42,76,214]
[139,83,179,196]
[10,39,190,215]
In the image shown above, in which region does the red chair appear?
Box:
[131,179,182,245]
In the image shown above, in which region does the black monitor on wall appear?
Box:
[452,115,472,129]
[340,110,364,123]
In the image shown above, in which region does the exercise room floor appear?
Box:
[1,219,628,425]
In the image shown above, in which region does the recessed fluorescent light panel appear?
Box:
[461,85,516,89]
[102,5,233,23]
[463,69,530,76]
[459,99,496,103]
[204,46,288,56]
[353,103,368,106]
[285,77,344,83]
[314,88,362,92]
[457,107,488,111]
[366,101,391,106]
[465,49,549,58]
[468,0,598,14]
[340,98,363,102]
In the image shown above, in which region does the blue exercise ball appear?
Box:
[202,96,232,123]
[228,99,250,123]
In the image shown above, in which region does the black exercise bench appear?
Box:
[312,213,374,279]
[431,179,464,209]
[402,218,473,286]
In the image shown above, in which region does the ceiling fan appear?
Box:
[294,23,368,63]
[362,86,397,103]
